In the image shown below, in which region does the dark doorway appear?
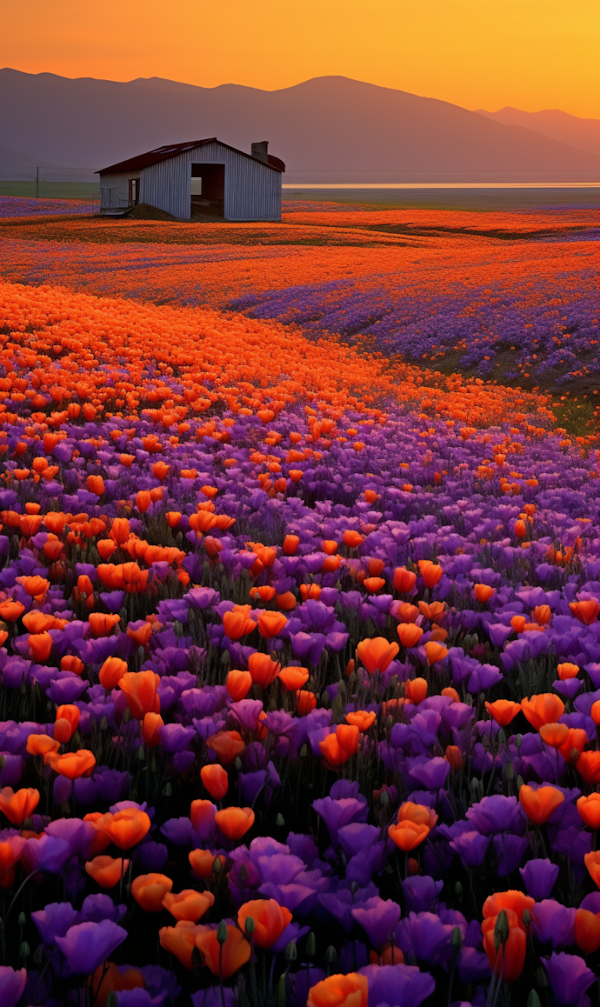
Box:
[128,178,139,205]
[190,163,225,219]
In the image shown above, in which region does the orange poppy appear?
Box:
[345,710,376,731]
[61,655,85,675]
[539,723,570,749]
[575,908,600,954]
[194,924,251,979]
[222,606,257,640]
[206,730,246,764]
[119,671,161,719]
[393,567,417,594]
[28,632,53,662]
[520,694,565,731]
[343,530,364,549]
[99,808,151,849]
[418,560,443,588]
[307,973,368,1007]
[485,700,521,726]
[162,889,215,923]
[283,534,299,555]
[131,873,173,912]
[585,851,600,888]
[16,576,50,600]
[570,600,600,625]
[278,666,310,691]
[388,818,430,851]
[557,662,580,680]
[54,704,80,744]
[237,899,293,949]
[0,600,25,622]
[46,749,96,779]
[396,623,424,648]
[474,583,495,603]
[519,785,564,825]
[226,669,253,702]
[89,962,145,1007]
[26,734,60,757]
[256,611,288,639]
[0,786,40,825]
[159,921,206,969]
[576,751,600,784]
[99,657,128,690]
[404,678,428,704]
[577,794,600,830]
[200,764,228,800]
[482,910,526,983]
[88,612,120,637]
[85,855,130,888]
[214,807,255,841]
[247,652,280,689]
[424,641,448,665]
[189,849,226,879]
[356,637,399,675]
[336,724,359,756]
[398,802,438,829]
[319,733,349,769]
[297,690,317,716]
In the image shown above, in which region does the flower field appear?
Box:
[0,197,600,1007]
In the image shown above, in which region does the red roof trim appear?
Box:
[97,138,285,174]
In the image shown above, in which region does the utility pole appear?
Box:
[36,166,39,198]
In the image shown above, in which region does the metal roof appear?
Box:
[97,139,285,175]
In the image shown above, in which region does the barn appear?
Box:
[97,139,285,221]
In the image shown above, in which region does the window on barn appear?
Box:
[190,163,225,219]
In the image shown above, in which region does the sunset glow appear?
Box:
[1,0,598,117]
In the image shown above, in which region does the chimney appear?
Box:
[251,141,269,163]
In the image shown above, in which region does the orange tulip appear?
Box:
[88,612,120,637]
[482,911,526,983]
[398,802,438,829]
[226,669,253,702]
[576,751,600,784]
[162,888,215,922]
[194,924,251,979]
[356,637,399,674]
[570,599,600,625]
[418,560,443,588]
[215,807,255,841]
[307,973,368,1007]
[424,641,448,664]
[519,785,564,826]
[85,855,129,888]
[343,530,364,549]
[0,600,25,622]
[131,873,173,912]
[142,712,164,748]
[222,606,257,640]
[592,701,600,726]
[61,655,85,675]
[256,611,288,639]
[539,723,570,749]
[482,890,534,922]
[26,734,60,757]
[388,819,430,851]
[159,921,206,969]
[396,602,419,623]
[297,690,317,716]
[396,623,423,647]
[319,733,349,769]
[577,794,600,830]
[336,724,359,756]
[206,730,246,764]
[278,666,310,691]
[0,786,40,825]
[485,700,521,726]
[363,577,385,594]
[585,851,600,889]
[28,632,53,662]
[575,908,600,954]
[275,591,297,611]
[393,567,417,594]
[17,575,50,600]
[189,849,226,879]
[46,749,96,779]
[83,812,113,857]
[99,808,151,849]
[445,745,464,770]
[119,671,161,719]
[558,727,587,765]
[557,662,580,680]
[404,678,428,704]
[247,652,280,689]
[300,584,322,601]
[283,534,299,555]
[201,764,229,800]
[99,657,128,689]
[520,694,565,731]
[474,583,495,603]
[237,899,293,949]
[345,710,376,731]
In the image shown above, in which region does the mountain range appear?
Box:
[1,69,598,182]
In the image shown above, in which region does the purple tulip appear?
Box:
[520,858,559,901]
[351,897,401,950]
[0,967,27,1007]
[542,952,595,1006]
[359,963,436,1007]
[31,901,78,946]
[55,920,127,975]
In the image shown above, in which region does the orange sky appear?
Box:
[2,0,599,118]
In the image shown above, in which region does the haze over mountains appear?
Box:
[1,68,599,183]
[476,107,600,159]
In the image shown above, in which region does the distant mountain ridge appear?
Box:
[476,106,600,159]
[1,68,599,182]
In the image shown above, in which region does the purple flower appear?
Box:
[0,967,27,1007]
[56,920,127,975]
[542,952,595,1006]
[520,858,559,901]
[312,795,369,845]
[402,875,444,913]
[532,900,576,950]
[449,830,490,868]
[351,897,401,950]
[359,963,435,1006]
[31,901,78,946]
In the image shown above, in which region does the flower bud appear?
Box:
[494,909,509,949]
[217,920,228,945]
[285,941,297,962]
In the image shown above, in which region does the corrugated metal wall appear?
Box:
[141,143,281,221]
[99,172,140,212]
